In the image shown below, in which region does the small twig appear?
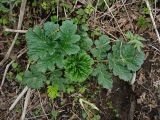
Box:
[93,0,99,28]
[71,0,78,13]
[21,88,31,120]
[121,0,134,30]
[57,0,59,22]
[0,0,27,66]
[145,0,160,43]
[100,27,118,40]
[103,0,126,40]
[4,28,27,33]
[63,7,68,19]
[94,59,108,64]
[154,0,157,19]
[0,33,19,66]
[0,48,27,91]
[148,44,160,53]
[0,61,14,92]
[9,86,29,111]
[38,91,49,120]
[79,98,99,118]
[9,62,30,111]
[70,110,81,120]
[40,11,52,25]
[78,0,87,4]
[26,114,50,120]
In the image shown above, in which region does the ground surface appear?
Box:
[0,0,160,120]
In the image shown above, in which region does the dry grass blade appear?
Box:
[79,98,99,111]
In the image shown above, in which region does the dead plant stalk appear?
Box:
[145,0,160,43]
[0,0,27,66]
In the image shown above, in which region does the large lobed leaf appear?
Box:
[93,63,112,89]
[26,23,59,61]
[26,20,81,73]
[125,31,145,52]
[108,41,145,81]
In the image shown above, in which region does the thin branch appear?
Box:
[103,0,126,40]
[0,0,27,66]
[63,7,68,19]
[0,61,14,91]
[71,0,78,13]
[26,114,50,120]
[154,0,157,18]
[57,0,59,22]
[4,28,27,33]
[148,44,160,53]
[0,48,27,91]
[38,91,49,120]
[121,0,134,30]
[145,0,160,43]
[9,86,29,111]
[9,62,30,111]
[40,12,52,25]
[21,88,31,120]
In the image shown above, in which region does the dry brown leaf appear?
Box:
[137,92,146,104]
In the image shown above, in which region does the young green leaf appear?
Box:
[93,63,112,89]
[16,72,24,82]
[64,52,94,82]
[43,22,59,37]
[49,70,67,91]
[125,31,145,51]
[79,32,93,51]
[47,85,59,99]
[22,66,46,89]
[91,35,110,60]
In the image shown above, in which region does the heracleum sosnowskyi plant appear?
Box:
[22,19,145,99]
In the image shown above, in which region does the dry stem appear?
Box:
[21,88,31,120]
[145,0,160,43]
[9,86,29,111]
[9,62,30,111]
[0,0,27,66]
[38,91,49,120]
[103,0,126,40]
[4,28,27,33]
[0,48,27,91]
